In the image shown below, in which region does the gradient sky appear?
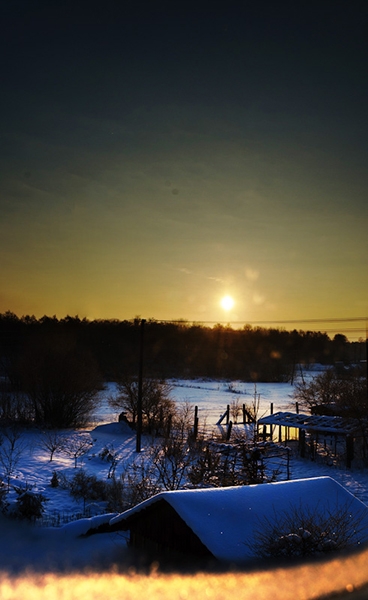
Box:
[1,1,367,333]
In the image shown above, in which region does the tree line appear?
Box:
[0,312,365,385]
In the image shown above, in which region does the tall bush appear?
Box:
[18,334,102,428]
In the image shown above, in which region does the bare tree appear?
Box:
[62,433,93,468]
[119,457,162,509]
[99,444,121,479]
[150,432,192,491]
[293,367,368,458]
[149,402,197,490]
[39,430,65,461]
[293,369,339,412]
[0,428,24,490]
[0,385,31,424]
[230,399,241,423]
[109,377,175,433]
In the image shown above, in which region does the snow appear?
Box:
[1,376,368,580]
[110,477,368,562]
[165,378,296,424]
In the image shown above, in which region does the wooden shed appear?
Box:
[109,477,368,563]
[257,411,364,467]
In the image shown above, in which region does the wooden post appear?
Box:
[296,402,299,414]
[286,447,290,480]
[136,318,145,453]
[346,435,354,468]
[299,428,306,458]
[226,404,230,425]
[226,420,233,441]
[270,402,273,415]
[193,406,199,440]
[242,404,246,424]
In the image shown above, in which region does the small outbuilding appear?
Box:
[109,477,368,563]
[257,411,365,467]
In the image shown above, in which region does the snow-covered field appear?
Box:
[96,378,297,428]
[1,376,368,599]
[2,378,298,532]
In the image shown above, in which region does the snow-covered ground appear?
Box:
[1,376,368,599]
[96,378,297,429]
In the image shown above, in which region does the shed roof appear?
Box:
[110,477,368,562]
[258,411,361,435]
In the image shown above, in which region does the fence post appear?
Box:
[193,406,199,440]
[286,447,290,480]
[136,318,145,453]
[226,404,230,425]
[346,435,354,468]
[226,420,233,441]
[299,428,306,458]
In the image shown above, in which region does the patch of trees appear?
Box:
[0,317,102,428]
[108,377,174,433]
[1,313,364,386]
[293,365,367,418]
[294,364,368,460]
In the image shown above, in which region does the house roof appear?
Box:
[258,411,361,435]
[110,477,368,562]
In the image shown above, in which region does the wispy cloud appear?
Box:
[177,267,192,275]
[207,276,226,284]
[245,268,259,282]
[252,293,265,306]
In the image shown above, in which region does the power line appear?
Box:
[154,317,367,326]
[149,317,367,341]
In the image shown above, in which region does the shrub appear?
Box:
[0,479,8,512]
[17,334,102,428]
[50,471,59,488]
[68,469,107,513]
[99,444,120,478]
[250,501,366,559]
[105,478,126,513]
[14,486,47,521]
[120,458,162,509]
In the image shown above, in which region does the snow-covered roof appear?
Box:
[110,477,368,562]
[258,411,361,435]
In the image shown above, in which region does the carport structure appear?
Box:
[257,411,362,468]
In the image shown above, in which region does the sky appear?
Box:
[1,1,367,333]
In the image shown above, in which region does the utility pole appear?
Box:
[366,319,368,404]
[136,318,145,453]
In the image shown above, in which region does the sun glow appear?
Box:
[220,295,234,311]
[3,550,368,600]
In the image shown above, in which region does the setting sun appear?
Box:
[221,295,235,311]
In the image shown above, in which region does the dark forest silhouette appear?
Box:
[0,312,364,384]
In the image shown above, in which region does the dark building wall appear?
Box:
[124,500,213,558]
